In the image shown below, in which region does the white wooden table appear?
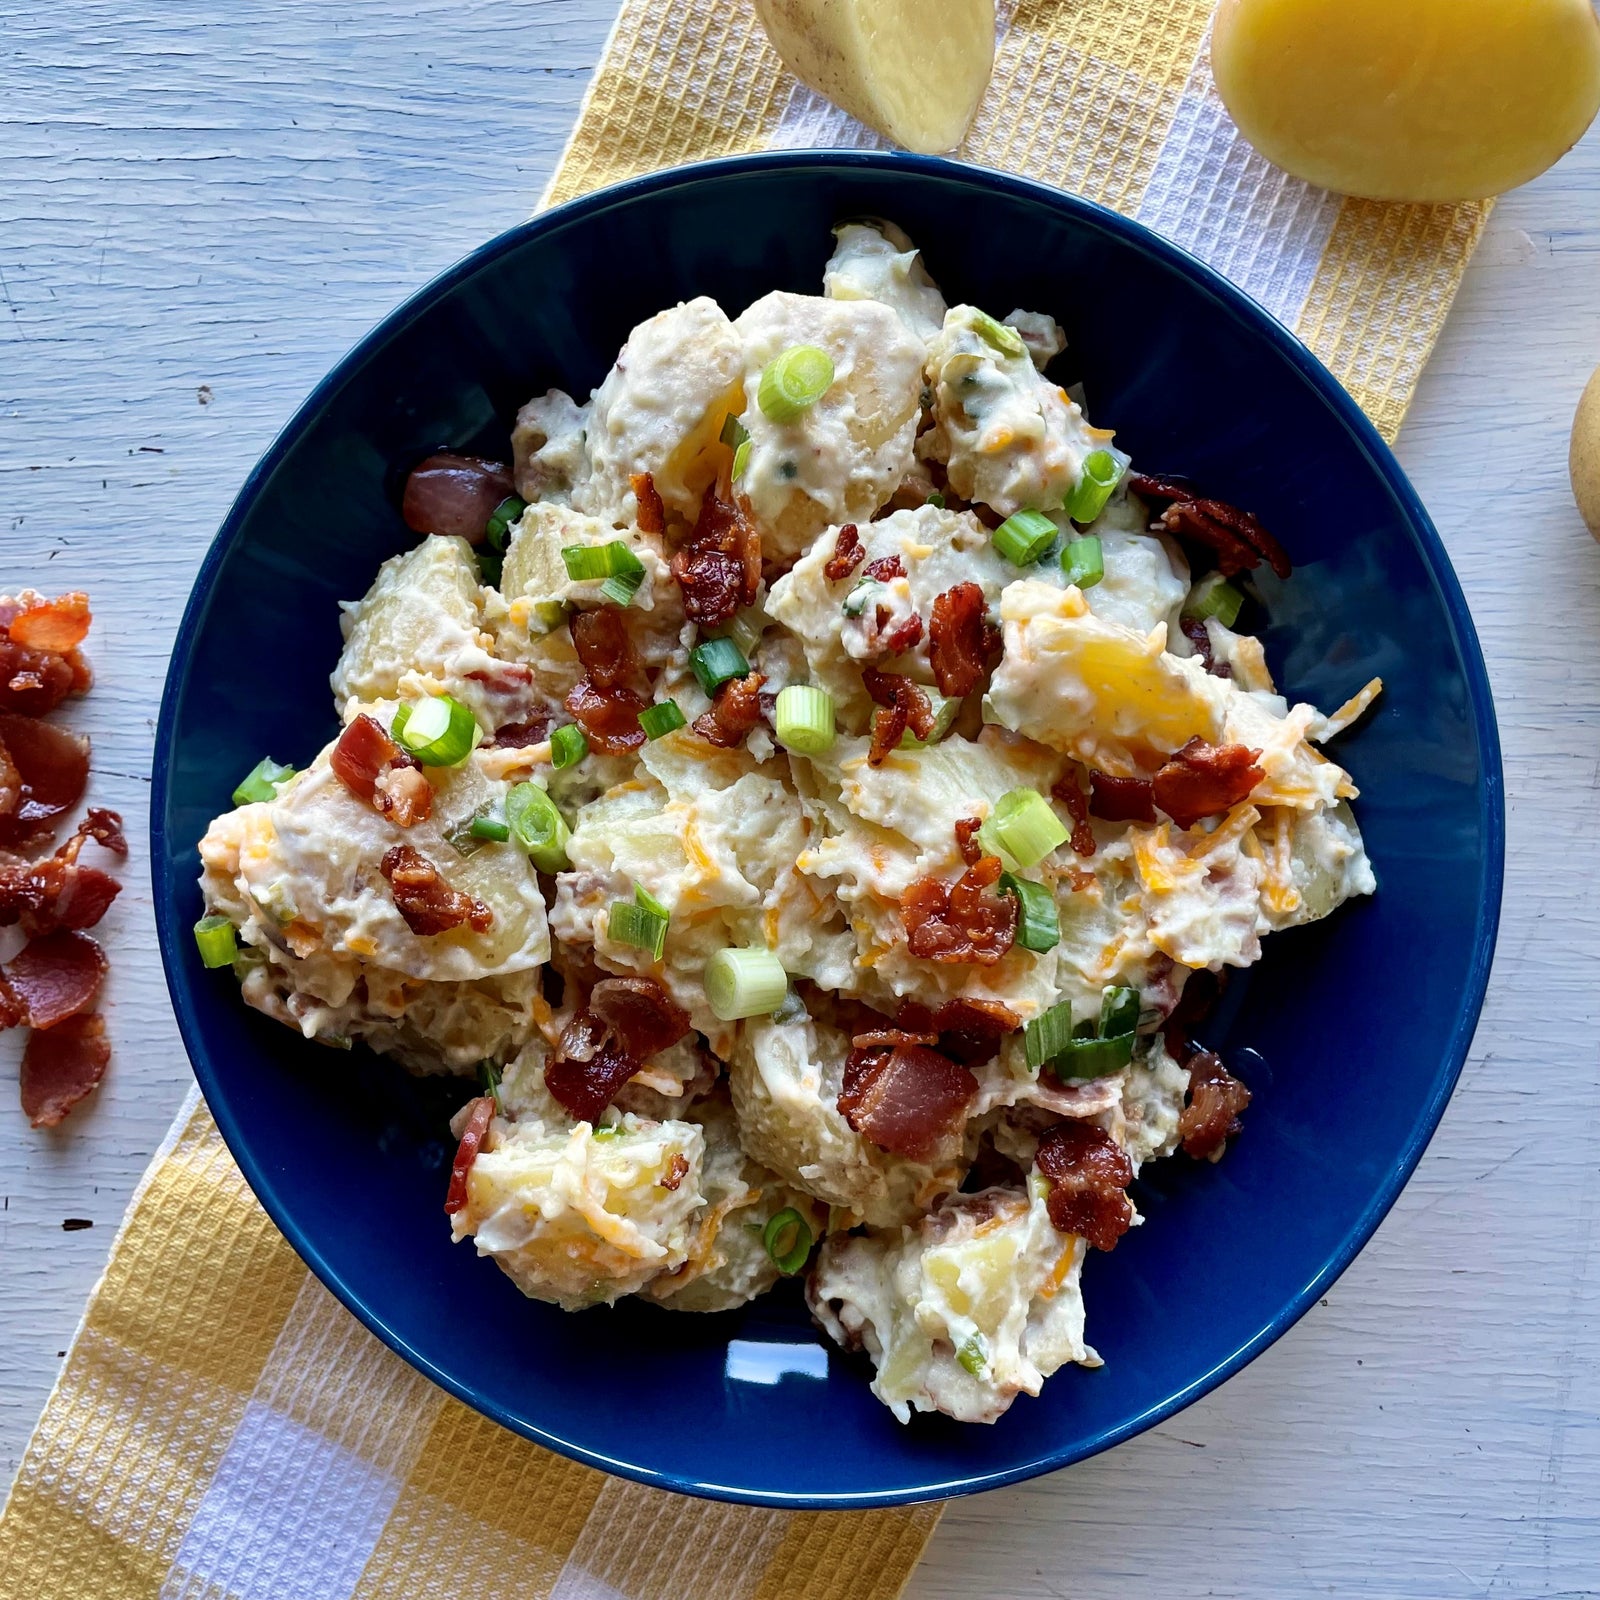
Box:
[4,4,1599,1593]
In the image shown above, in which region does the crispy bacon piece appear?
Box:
[565,679,648,754]
[488,716,553,749]
[0,715,90,846]
[1179,1049,1252,1160]
[0,809,126,936]
[8,593,91,654]
[444,1095,496,1214]
[862,667,935,767]
[1130,475,1292,580]
[20,1013,110,1129]
[379,845,492,936]
[570,605,639,692]
[862,554,904,581]
[0,638,77,716]
[899,996,1022,1065]
[838,1042,978,1161]
[1179,615,1231,679]
[588,977,691,1061]
[928,582,1000,699]
[850,1026,939,1051]
[401,453,514,543]
[902,854,1018,965]
[824,523,865,582]
[659,1152,690,1191]
[546,976,691,1123]
[1089,772,1156,825]
[1036,1121,1134,1251]
[693,671,766,748]
[1151,737,1264,829]
[332,714,433,827]
[671,485,761,626]
[1,930,108,1030]
[1051,770,1098,857]
[546,1037,639,1125]
[631,471,667,535]
[877,607,924,659]
[1162,969,1225,1059]
[955,816,983,866]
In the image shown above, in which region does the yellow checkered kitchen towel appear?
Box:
[0,1090,940,1600]
[2,2,1493,1595]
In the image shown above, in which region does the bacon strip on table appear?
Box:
[838,1042,978,1161]
[1129,475,1292,580]
[401,453,514,543]
[444,1094,496,1214]
[1151,738,1264,829]
[1036,1120,1134,1251]
[1179,1049,1252,1160]
[20,1012,110,1129]
[928,582,1001,699]
[902,853,1018,966]
[823,523,865,582]
[0,808,126,936]
[896,996,1021,1065]
[1089,771,1156,825]
[0,929,108,1030]
[631,471,667,535]
[693,671,766,748]
[862,667,935,766]
[1051,770,1098,858]
[379,845,493,936]
[0,714,90,847]
[545,976,691,1122]
[670,484,761,626]
[331,713,433,827]
[7,592,91,654]
[0,591,92,716]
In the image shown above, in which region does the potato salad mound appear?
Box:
[196,221,1380,1426]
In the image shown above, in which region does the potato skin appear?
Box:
[1572,364,1600,540]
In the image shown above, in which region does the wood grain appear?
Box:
[3,3,1598,1593]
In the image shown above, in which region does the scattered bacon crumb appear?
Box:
[0,714,90,847]
[0,640,77,717]
[565,678,648,754]
[20,1013,110,1129]
[659,1152,690,1191]
[8,593,91,654]
[546,976,691,1122]
[693,671,766,748]
[0,809,126,936]
[1051,770,1097,858]
[1179,1050,1252,1160]
[1089,772,1157,825]
[332,714,434,826]
[487,716,553,749]
[1151,738,1264,830]
[928,582,1000,699]
[1180,615,1232,679]
[955,816,983,866]
[862,554,904,582]
[0,929,108,1030]
[838,1042,978,1161]
[902,854,1018,966]
[1036,1121,1134,1251]
[1130,475,1291,580]
[874,606,924,659]
[401,453,514,543]
[379,845,493,936]
[862,667,935,766]
[898,996,1021,1065]
[631,471,666,535]
[823,524,865,582]
[670,484,761,626]
[588,977,692,1062]
[444,1095,496,1214]
[570,605,639,692]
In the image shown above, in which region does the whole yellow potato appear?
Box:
[1212,0,1600,202]
[1572,364,1600,539]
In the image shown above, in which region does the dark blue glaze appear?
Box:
[152,151,1503,1507]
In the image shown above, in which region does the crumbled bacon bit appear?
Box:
[401,453,514,543]
[1035,1121,1134,1251]
[588,977,691,1062]
[8,593,91,654]
[898,996,1021,1066]
[1151,738,1264,829]
[862,667,935,766]
[850,1026,939,1051]
[0,929,108,1030]
[875,606,924,659]
[565,678,647,754]
[379,845,493,936]
[902,854,1018,965]
[444,1095,496,1214]
[546,976,691,1123]
[1089,772,1157,825]
[670,484,761,626]
[692,671,766,748]
[862,554,904,581]
[823,524,865,583]
[76,808,127,856]
[1130,475,1291,580]
[332,714,433,827]
[837,1042,978,1161]
[1051,770,1097,858]
[20,1012,110,1129]
[659,1152,690,1191]
[1162,969,1225,1059]
[0,715,90,848]
[0,810,126,936]
[1179,615,1232,679]
[1179,1050,1251,1160]
[955,816,983,866]
[631,471,667,534]
[488,716,553,749]
[570,605,639,692]
[0,640,77,716]
[928,582,1000,699]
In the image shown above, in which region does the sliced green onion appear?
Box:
[775,684,835,755]
[608,894,669,961]
[970,309,1027,359]
[999,873,1060,953]
[978,788,1070,871]
[690,636,750,696]
[638,700,687,740]
[841,579,882,619]
[394,694,478,766]
[478,550,503,587]
[480,1058,503,1113]
[592,1124,623,1141]
[705,947,788,1021]
[633,882,669,920]
[193,915,237,970]
[721,413,753,480]
[926,491,946,510]
[1183,572,1244,629]
[445,816,492,858]
[992,509,1058,567]
[1064,449,1123,524]
[1024,1000,1078,1071]
[758,345,835,423]
[232,758,295,806]
[469,814,510,843]
[550,724,588,769]
[898,689,960,750]
[956,1334,988,1377]
[762,1207,814,1275]
[531,600,569,635]
[560,541,645,584]
[506,782,570,872]
[709,605,766,658]
[1060,534,1104,591]
[600,568,645,607]
[771,987,810,1025]
[485,495,526,551]
[1049,1031,1136,1080]
[1099,985,1141,1039]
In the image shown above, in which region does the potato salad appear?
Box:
[196,220,1380,1426]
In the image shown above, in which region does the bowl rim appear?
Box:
[151,147,1506,1508]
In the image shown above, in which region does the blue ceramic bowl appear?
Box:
[153,152,1503,1507]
